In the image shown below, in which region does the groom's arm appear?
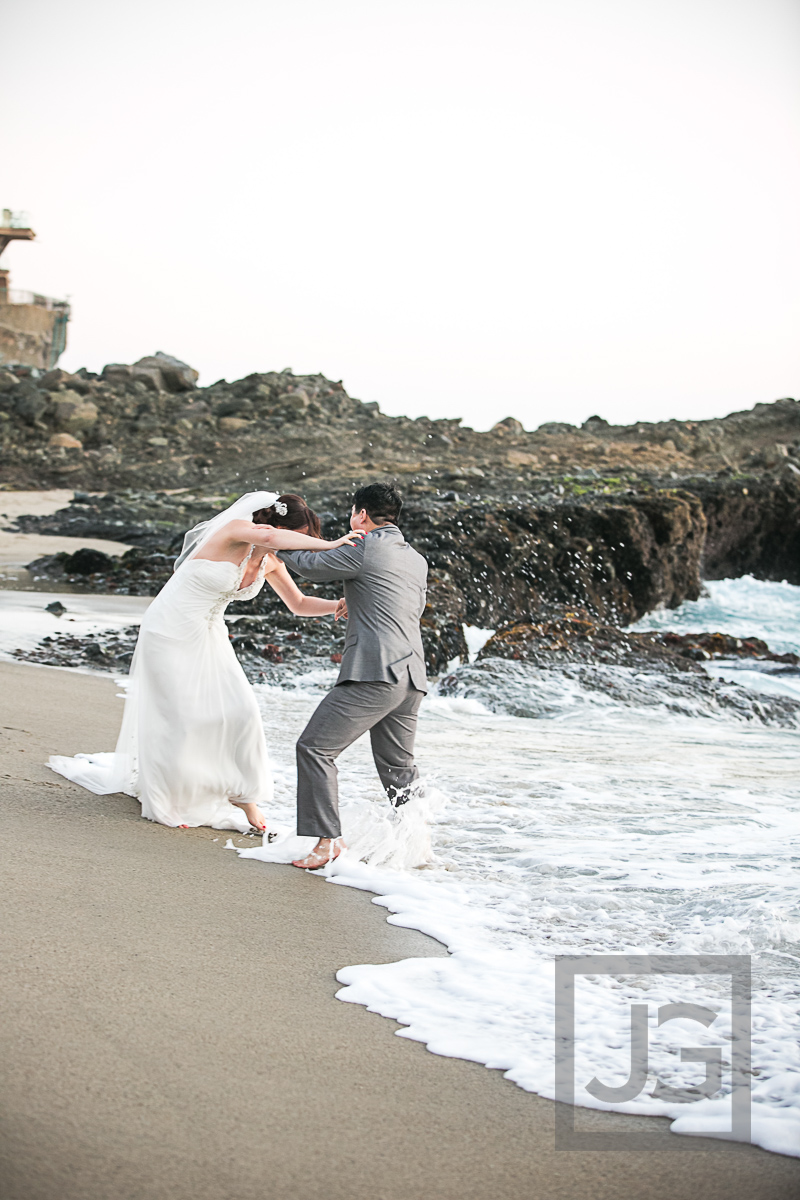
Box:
[276,538,365,581]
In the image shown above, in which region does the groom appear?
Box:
[275,482,428,869]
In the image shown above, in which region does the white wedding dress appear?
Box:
[49,546,273,831]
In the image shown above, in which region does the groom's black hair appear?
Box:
[353,482,402,525]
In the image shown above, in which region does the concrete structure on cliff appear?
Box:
[0,210,70,370]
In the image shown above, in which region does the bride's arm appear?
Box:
[264,561,340,617]
[228,520,362,552]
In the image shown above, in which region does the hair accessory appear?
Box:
[273,499,288,516]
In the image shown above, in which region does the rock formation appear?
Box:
[4,354,800,675]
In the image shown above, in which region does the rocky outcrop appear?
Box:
[1,354,799,496]
[476,615,799,671]
[102,353,199,394]
[5,356,800,655]
[419,574,469,673]
[685,471,800,584]
[21,484,708,676]
[402,490,706,634]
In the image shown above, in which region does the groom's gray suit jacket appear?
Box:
[276,524,428,693]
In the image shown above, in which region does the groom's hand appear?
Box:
[334,597,348,621]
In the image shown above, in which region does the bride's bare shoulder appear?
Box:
[201,518,253,547]
[191,519,254,561]
[221,518,254,538]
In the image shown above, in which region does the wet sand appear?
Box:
[0,529,131,568]
[0,660,797,1200]
[0,490,131,582]
[0,489,79,524]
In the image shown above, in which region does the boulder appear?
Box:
[538,422,577,434]
[507,450,539,467]
[49,432,83,449]
[492,417,524,435]
[12,383,48,424]
[0,369,20,392]
[218,417,250,433]
[477,616,799,671]
[101,364,132,383]
[215,397,254,418]
[52,392,98,433]
[175,402,211,425]
[280,390,310,413]
[131,367,163,392]
[62,547,115,575]
[133,353,198,393]
[40,368,79,391]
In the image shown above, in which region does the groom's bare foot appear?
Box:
[231,800,267,832]
[292,837,346,870]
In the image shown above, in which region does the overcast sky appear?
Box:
[3,0,798,430]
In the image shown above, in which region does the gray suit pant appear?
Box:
[296,677,424,838]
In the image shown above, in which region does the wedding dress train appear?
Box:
[49,548,273,831]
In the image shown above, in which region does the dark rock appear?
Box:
[215,397,254,418]
[40,368,80,391]
[689,473,800,584]
[101,364,132,382]
[537,421,577,434]
[45,600,66,615]
[478,616,799,673]
[403,490,705,629]
[62,547,115,575]
[0,369,20,392]
[11,381,48,424]
[83,641,108,661]
[492,417,524,435]
[133,353,198,392]
[420,574,469,674]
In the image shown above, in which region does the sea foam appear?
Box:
[237,577,800,1157]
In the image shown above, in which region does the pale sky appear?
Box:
[3,0,798,430]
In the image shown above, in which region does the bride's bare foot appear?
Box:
[292,837,346,870]
[231,800,267,833]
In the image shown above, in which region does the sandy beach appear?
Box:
[1,659,797,1200]
[0,491,132,592]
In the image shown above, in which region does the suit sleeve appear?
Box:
[276,540,365,581]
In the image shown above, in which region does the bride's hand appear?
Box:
[334,597,348,621]
[330,530,365,549]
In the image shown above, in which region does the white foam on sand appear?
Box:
[0,590,151,659]
[236,580,800,1158]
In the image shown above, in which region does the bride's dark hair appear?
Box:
[252,493,321,538]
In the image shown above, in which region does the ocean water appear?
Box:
[632,575,800,657]
[237,576,800,1157]
[0,589,151,660]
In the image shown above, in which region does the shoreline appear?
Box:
[1,660,798,1198]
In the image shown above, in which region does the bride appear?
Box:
[49,490,360,833]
